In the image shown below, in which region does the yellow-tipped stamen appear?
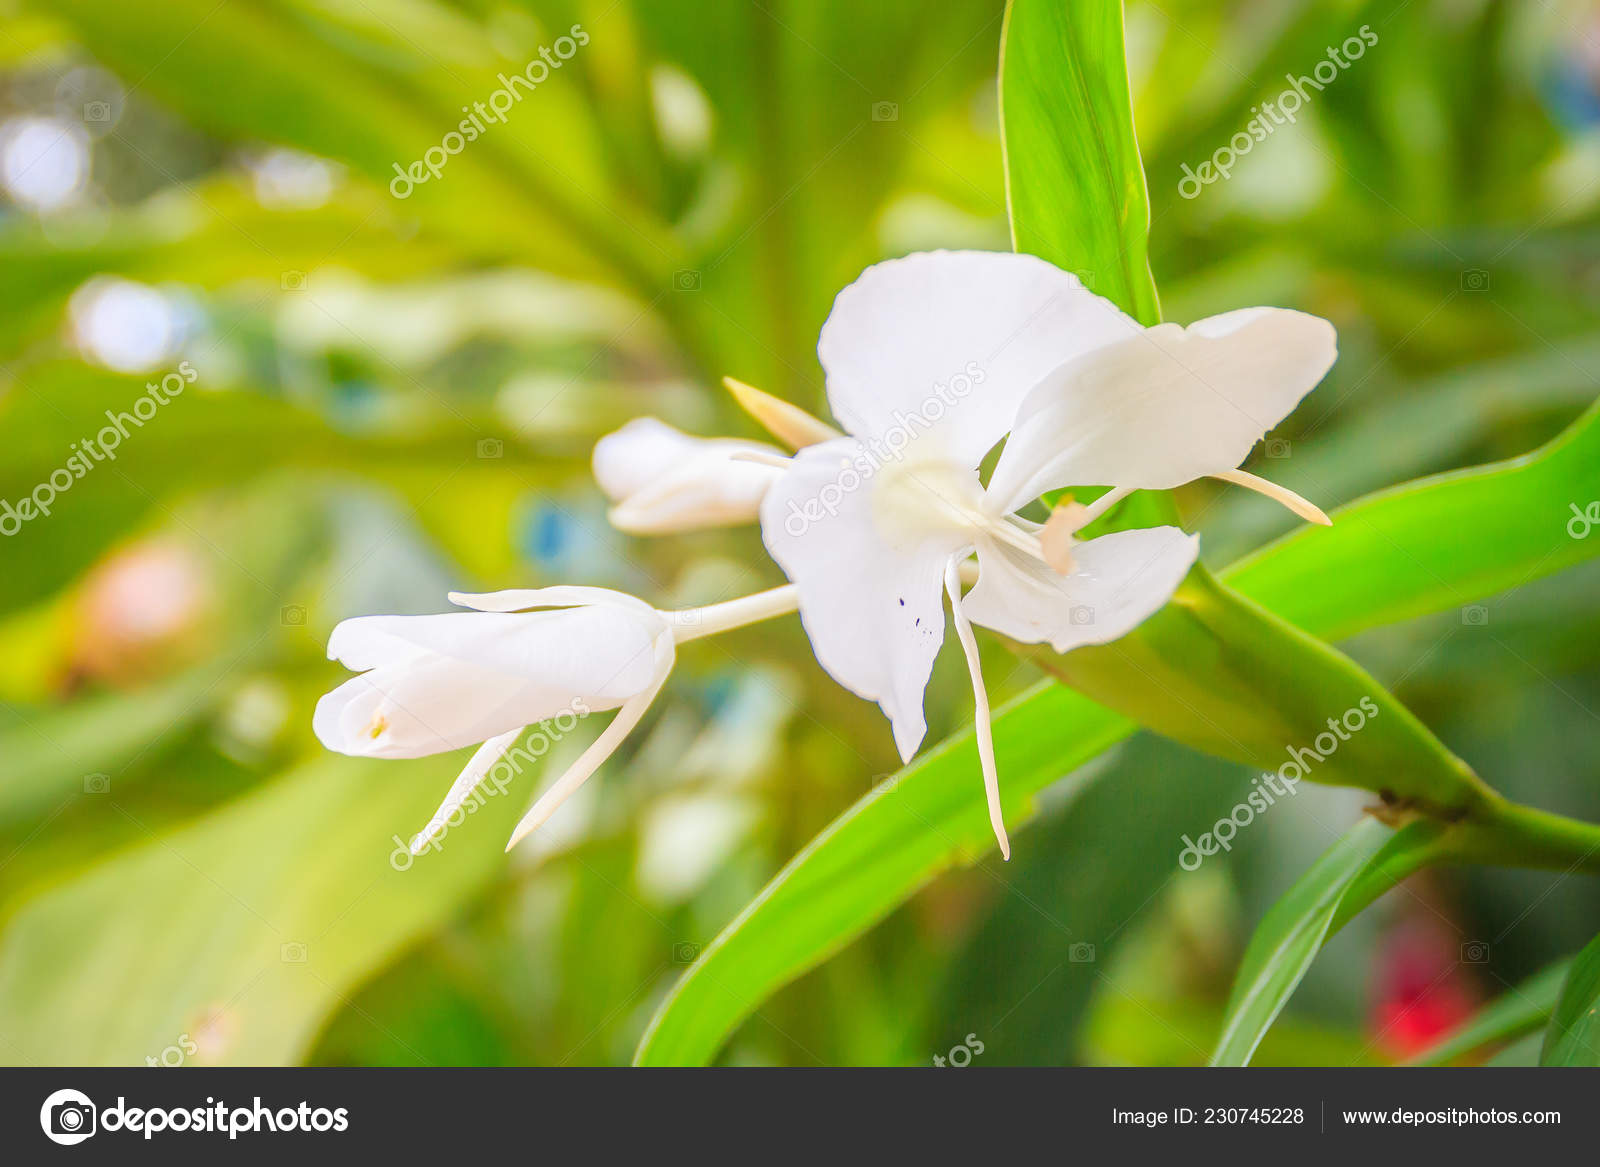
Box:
[365,712,389,740]
[1211,468,1331,526]
[944,559,1010,861]
[723,376,842,449]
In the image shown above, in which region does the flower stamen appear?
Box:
[944,558,1009,860]
[1211,468,1331,526]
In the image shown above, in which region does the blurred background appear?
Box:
[0,0,1598,1066]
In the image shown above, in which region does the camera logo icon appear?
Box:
[1459,268,1491,292]
[673,269,701,291]
[1068,942,1096,963]
[1068,605,1095,627]
[1460,940,1490,963]
[280,604,306,626]
[280,270,308,292]
[1264,438,1292,459]
[40,1088,97,1145]
[83,101,112,124]
[871,101,899,122]
[1461,604,1489,627]
[476,437,504,459]
[281,941,308,963]
[83,772,110,794]
[672,941,700,964]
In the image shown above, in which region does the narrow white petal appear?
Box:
[987,308,1337,509]
[410,727,524,854]
[504,638,673,851]
[819,250,1139,470]
[962,526,1199,654]
[944,559,1009,860]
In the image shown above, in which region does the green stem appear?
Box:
[1453,796,1600,873]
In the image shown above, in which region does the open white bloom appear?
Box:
[315,586,676,853]
[756,249,1338,856]
[593,416,785,534]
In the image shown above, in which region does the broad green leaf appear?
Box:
[1407,959,1570,1067]
[1228,397,1600,642]
[1541,932,1600,1065]
[1037,567,1494,819]
[0,752,522,1065]
[1001,0,1159,323]
[1209,819,1447,1066]
[634,682,1135,1064]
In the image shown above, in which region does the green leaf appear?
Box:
[1407,959,1570,1067]
[0,670,220,829]
[1000,0,1159,323]
[1227,397,1600,642]
[1541,932,1600,1065]
[0,753,522,1065]
[634,682,1135,1064]
[1209,819,1447,1066]
[32,0,659,287]
[931,738,1249,1065]
[1037,567,1494,819]
[0,361,526,613]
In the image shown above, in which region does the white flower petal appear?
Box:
[504,634,674,850]
[411,726,524,852]
[328,607,663,701]
[315,605,670,758]
[759,438,973,760]
[593,417,785,533]
[447,585,656,615]
[987,308,1337,509]
[961,526,1198,654]
[818,250,1139,468]
[312,655,572,758]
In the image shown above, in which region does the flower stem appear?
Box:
[1451,796,1600,874]
[671,585,800,641]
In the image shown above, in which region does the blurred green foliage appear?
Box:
[1,0,1598,1066]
